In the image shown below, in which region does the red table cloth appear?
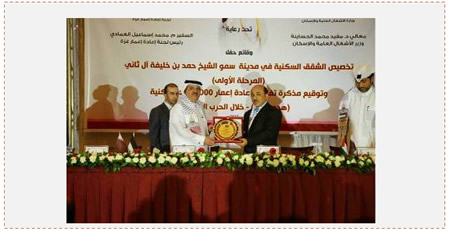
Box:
[67,167,375,223]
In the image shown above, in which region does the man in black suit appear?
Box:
[149,83,179,153]
[238,85,282,153]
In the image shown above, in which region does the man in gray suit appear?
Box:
[149,83,179,153]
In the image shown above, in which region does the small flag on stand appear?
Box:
[341,143,349,155]
[128,132,140,153]
[115,132,127,153]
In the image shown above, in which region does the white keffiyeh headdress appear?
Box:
[180,80,203,116]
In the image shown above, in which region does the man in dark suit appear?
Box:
[149,83,179,153]
[238,85,282,153]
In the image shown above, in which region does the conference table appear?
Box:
[67,167,375,223]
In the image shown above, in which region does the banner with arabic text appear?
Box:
[84,18,375,131]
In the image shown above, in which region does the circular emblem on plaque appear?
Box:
[214,119,239,141]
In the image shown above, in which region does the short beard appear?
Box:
[357,87,370,93]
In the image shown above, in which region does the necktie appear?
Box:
[249,107,260,126]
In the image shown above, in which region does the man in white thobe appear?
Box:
[338,64,375,152]
[169,80,215,150]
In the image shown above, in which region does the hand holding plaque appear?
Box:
[212,116,244,143]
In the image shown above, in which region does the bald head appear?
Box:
[250,85,268,107]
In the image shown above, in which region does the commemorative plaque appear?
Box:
[212,116,244,143]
